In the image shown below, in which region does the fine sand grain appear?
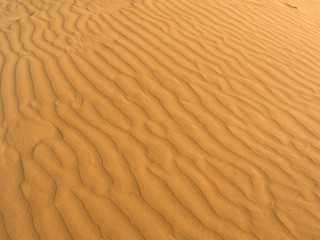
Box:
[1,0,320,239]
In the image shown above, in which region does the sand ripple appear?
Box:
[1,0,320,239]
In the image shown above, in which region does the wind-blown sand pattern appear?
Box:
[1,0,320,239]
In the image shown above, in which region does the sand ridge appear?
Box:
[0,0,320,239]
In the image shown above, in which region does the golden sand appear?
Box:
[1,0,320,239]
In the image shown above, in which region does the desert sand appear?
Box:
[0,0,320,239]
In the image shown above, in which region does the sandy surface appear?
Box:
[1,0,320,239]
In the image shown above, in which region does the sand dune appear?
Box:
[1,0,320,239]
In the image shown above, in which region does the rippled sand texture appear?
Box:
[1,0,320,239]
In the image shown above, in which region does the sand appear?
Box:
[0,0,320,239]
